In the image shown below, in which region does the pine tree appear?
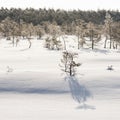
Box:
[86,22,101,49]
[104,12,113,49]
[60,51,81,76]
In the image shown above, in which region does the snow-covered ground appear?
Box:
[0,37,120,120]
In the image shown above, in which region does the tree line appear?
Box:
[0,8,120,25]
[0,8,120,49]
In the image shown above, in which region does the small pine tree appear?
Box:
[60,51,81,76]
[45,36,62,50]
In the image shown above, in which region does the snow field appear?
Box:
[0,36,120,120]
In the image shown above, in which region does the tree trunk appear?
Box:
[104,36,108,48]
[110,40,112,49]
[12,36,15,47]
[62,36,66,50]
[115,43,118,49]
[28,39,32,48]
[113,41,115,49]
[109,26,112,49]
[69,64,72,76]
[78,35,80,49]
[16,39,19,47]
[91,30,94,50]
[92,39,94,50]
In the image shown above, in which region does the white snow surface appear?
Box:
[0,36,120,120]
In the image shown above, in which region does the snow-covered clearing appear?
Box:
[0,37,120,120]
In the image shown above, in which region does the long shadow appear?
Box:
[80,48,110,54]
[93,48,110,54]
[66,76,94,109]
[0,87,69,94]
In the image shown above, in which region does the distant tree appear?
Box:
[0,17,11,38]
[0,8,120,27]
[103,12,113,49]
[60,51,81,76]
[27,23,35,37]
[86,22,101,49]
[45,23,62,50]
[61,34,67,50]
[41,21,50,34]
[9,20,19,47]
[35,25,45,39]
[110,22,120,49]
[21,22,34,48]
[47,23,61,37]
[0,17,20,46]
[74,19,86,49]
[45,36,62,50]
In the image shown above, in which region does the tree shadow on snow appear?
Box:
[65,76,95,110]
[76,104,96,110]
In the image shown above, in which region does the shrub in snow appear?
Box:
[107,65,114,70]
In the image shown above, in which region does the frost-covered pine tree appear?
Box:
[21,22,35,48]
[104,12,113,49]
[45,36,62,50]
[74,19,86,49]
[35,25,45,39]
[60,51,81,76]
[86,22,101,49]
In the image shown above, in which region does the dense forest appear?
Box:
[0,8,120,25]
